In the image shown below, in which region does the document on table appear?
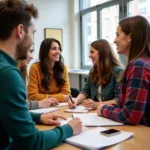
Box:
[65,127,133,150]
[64,106,91,113]
[72,113,123,126]
[29,107,60,114]
[59,117,88,131]
[56,102,68,107]
[59,118,72,126]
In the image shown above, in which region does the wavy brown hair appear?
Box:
[39,38,65,90]
[90,39,122,85]
[119,15,150,63]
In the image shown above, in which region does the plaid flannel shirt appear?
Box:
[101,57,150,126]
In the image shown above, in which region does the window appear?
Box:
[80,0,121,68]
[101,5,119,57]
[80,0,150,68]
[127,0,150,18]
[82,0,111,9]
[81,11,97,66]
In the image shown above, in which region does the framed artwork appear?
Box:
[44,28,63,45]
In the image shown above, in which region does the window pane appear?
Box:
[82,0,111,10]
[82,11,97,66]
[101,4,119,57]
[128,0,150,22]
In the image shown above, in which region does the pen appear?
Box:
[72,114,74,119]
[69,95,74,104]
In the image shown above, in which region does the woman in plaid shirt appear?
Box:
[97,15,150,127]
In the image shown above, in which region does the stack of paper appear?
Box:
[29,107,59,114]
[64,106,91,113]
[65,127,133,150]
[73,113,123,126]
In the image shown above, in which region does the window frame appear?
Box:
[80,0,133,69]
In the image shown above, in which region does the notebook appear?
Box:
[29,107,59,114]
[64,106,91,113]
[72,113,123,126]
[65,127,133,150]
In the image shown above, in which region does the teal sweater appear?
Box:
[0,50,73,150]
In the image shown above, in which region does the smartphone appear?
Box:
[100,129,121,137]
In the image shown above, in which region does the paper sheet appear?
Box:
[65,127,133,150]
[59,117,88,131]
[56,102,68,107]
[73,113,123,126]
[64,106,91,113]
[29,107,59,114]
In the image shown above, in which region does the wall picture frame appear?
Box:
[44,28,63,45]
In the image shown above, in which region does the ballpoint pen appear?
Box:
[69,95,74,104]
[72,114,74,119]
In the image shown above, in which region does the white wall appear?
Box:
[27,0,81,70]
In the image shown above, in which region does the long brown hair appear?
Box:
[90,39,121,85]
[20,66,27,86]
[119,15,150,63]
[39,38,65,90]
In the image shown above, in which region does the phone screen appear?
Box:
[100,129,121,136]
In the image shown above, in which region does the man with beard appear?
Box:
[0,0,82,150]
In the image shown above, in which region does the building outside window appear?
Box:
[80,0,150,68]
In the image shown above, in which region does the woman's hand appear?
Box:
[68,99,77,109]
[40,113,66,125]
[96,103,104,116]
[39,97,59,108]
[64,95,70,102]
[82,99,99,110]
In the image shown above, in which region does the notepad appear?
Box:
[65,127,133,150]
[72,113,123,126]
[29,107,59,114]
[64,106,91,113]
[59,118,72,126]
[56,102,68,107]
[59,117,88,131]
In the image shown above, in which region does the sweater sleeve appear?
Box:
[28,64,50,100]
[28,64,71,102]
[27,100,40,110]
[101,62,148,125]
[49,66,71,102]
[0,68,73,150]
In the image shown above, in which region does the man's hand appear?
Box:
[40,113,66,125]
[68,118,82,135]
